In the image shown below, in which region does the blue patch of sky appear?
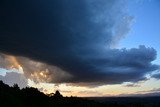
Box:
[0,68,20,76]
[120,0,160,64]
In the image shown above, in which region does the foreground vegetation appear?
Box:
[0,81,160,107]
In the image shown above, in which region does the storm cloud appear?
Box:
[152,73,160,79]
[0,0,159,86]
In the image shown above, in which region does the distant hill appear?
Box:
[0,80,160,107]
[0,80,107,107]
[88,97,160,107]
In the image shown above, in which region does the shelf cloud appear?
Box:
[0,0,159,86]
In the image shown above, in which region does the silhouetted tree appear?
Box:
[13,83,20,90]
[54,90,63,98]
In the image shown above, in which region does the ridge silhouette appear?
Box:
[0,81,105,107]
[0,80,160,107]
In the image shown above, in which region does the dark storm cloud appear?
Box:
[0,0,159,86]
[152,73,160,79]
[64,45,158,86]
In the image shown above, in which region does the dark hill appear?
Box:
[0,81,106,107]
[0,80,160,107]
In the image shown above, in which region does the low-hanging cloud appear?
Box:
[0,0,159,86]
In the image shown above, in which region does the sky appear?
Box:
[121,0,160,64]
[0,0,160,97]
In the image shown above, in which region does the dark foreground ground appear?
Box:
[0,81,160,107]
[88,97,160,107]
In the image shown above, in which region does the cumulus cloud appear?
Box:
[0,0,159,86]
[0,53,72,83]
[0,71,28,88]
[17,56,72,83]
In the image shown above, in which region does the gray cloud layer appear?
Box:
[0,0,159,86]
